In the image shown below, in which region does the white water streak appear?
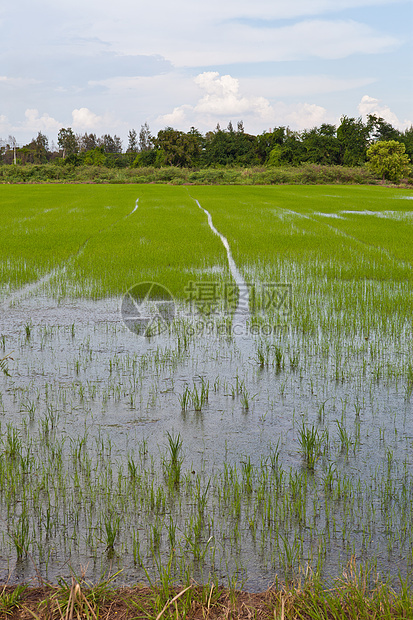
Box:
[128,199,139,216]
[2,199,140,308]
[194,198,249,322]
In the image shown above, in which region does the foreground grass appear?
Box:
[2,563,413,620]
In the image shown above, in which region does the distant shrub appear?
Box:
[0,162,408,186]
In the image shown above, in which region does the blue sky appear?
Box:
[1,0,412,147]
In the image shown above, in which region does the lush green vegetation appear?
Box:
[1,114,412,183]
[0,161,388,185]
[0,185,229,299]
[1,185,413,605]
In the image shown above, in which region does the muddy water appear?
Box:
[0,287,412,590]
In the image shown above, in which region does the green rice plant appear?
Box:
[5,424,21,459]
[323,463,337,494]
[177,385,191,411]
[406,362,413,398]
[127,456,139,479]
[194,477,210,515]
[289,351,300,370]
[0,583,28,617]
[132,530,142,565]
[279,535,301,577]
[191,383,208,412]
[0,353,12,377]
[336,420,351,455]
[10,515,31,559]
[167,516,176,549]
[163,432,184,487]
[103,514,120,554]
[240,387,256,411]
[297,423,325,470]
[273,345,284,371]
[21,399,36,420]
[241,457,253,493]
[255,341,271,368]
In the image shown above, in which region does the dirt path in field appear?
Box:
[1,199,140,309]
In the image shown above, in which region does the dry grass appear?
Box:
[1,563,413,620]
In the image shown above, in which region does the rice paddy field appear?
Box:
[0,184,412,595]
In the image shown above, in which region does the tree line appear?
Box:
[1,115,412,171]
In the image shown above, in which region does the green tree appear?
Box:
[301,124,341,165]
[83,146,107,166]
[202,122,256,166]
[100,134,122,153]
[367,114,401,142]
[78,133,98,152]
[366,140,411,182]
[256,127,285,164]
[57,128,78,158]
[337,116,370,166]
[400,126,413,159]
[153,127,203,167]
[139,122,152,151]
[280,132,306,165]
[127,129,138,153]
[32,132,49,163]
[266,145,283,167]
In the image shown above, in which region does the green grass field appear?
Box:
[2,184,411,337]
[0,185,229,299]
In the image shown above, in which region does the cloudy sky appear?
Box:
[1,0,412,147]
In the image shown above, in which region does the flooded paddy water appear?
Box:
[0,185,412,592]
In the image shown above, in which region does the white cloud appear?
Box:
[179,19,398,66]
[71,107,104,130]
[281,102,328,128]
[157,71,330,132]
[23,109,61,133]
[38,0,403,28]
[157,72,273,128]
[160,105,192,127]
[242,75,376,98]
[0,76,39,86]
[358,95,412,130]
[194,72,272,118]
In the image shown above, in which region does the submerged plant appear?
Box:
[163,431,184,487]
[0,353,12,377]
[103,514,120,554]
[10,516,30,559]
[177,385,191,411]
[297,424,325,470]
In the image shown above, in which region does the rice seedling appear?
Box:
[297,424,325,470]
[0,352,12,377]
[191,383,208,412]
[103,514,120,554]
[163,432,184,488]
[177,385,191,411]
[10,515,31,559]
[336,420,352,455]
